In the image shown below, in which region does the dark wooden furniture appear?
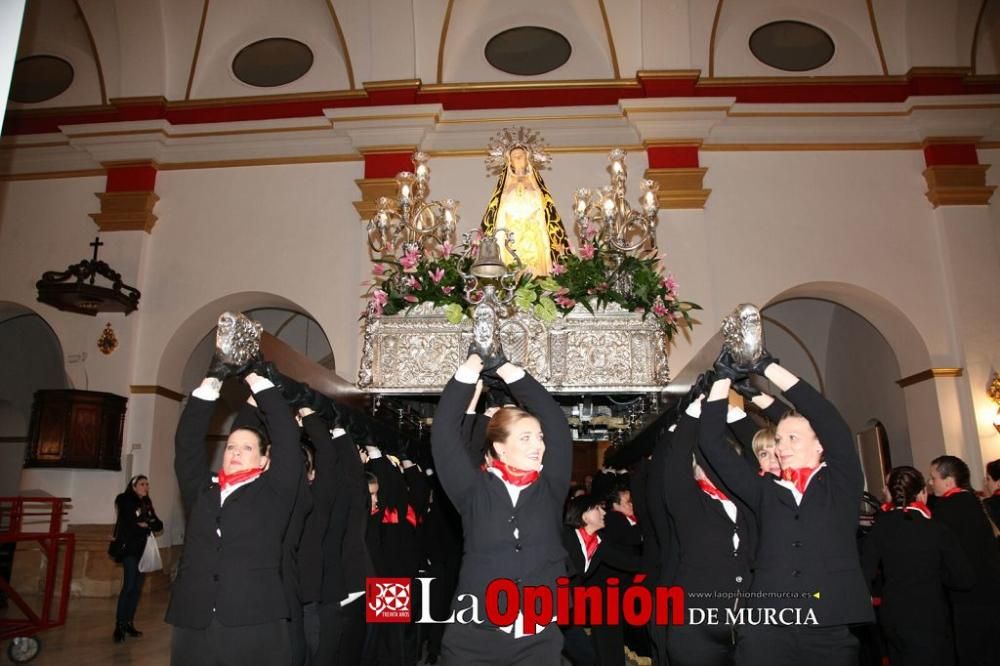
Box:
[25,390,126,470]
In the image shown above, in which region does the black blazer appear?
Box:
[166,386,302,629]
[431,370,571,624]
[984,494,1000,533]
[280,474,314,619]
[303,416,371,605]
[698,380,874,627]
[666,412,754,609]
[113,491,163,559]
[861,509,972,629]
[647,427,680,588]
[599,510,642,574]
[931,491,1000,606]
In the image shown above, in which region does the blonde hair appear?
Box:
[752,427,776,457]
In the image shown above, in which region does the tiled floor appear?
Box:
[1,590,170,665]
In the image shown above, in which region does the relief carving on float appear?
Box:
[358,129,699,394]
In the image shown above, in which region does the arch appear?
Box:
[763,281,932,376]
[155,291,325,392]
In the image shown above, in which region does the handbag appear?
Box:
[107,538,126,562]
[138,534,162,573]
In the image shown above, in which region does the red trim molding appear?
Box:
[5,69,998,136]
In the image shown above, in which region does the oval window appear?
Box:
[485,26,572,76]
[749,21,835,72]
[10,55,74,103]
[232,38,314,87]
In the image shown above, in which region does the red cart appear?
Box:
[0,497,75,663]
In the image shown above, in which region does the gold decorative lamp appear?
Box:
[989,372,1000,434]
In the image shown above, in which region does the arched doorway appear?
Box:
[762,298,912,467]
[0,302,68,496]
[146,293,334,548]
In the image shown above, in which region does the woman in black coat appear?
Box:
[861,466,973,666]
[167,358,302,666]
[431,351,571,665]
[699,355,873,666]
[668,396,756,666]
[112,474,163,642]
[927,455,1000,666]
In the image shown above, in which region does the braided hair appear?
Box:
[886,466,924,519]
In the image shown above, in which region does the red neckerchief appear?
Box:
[370,504,380,517]
[577,527,600,561]
[781,466,821,494]
[488,459,540,487]
[622,512,638,526]
[880,501,932,519]
[942,487,967,498]
[993,489,1000,498]
[217,466,263,491]
[696,478,729,502]
[381,505,421,528]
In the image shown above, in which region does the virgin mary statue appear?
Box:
[481,127,568,276]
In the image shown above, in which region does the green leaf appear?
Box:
[443,302,465,324]
[536,277,560,293]
[514,287,537,311]
[534,296,558,322]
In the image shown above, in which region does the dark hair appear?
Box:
[604,487,631,512]
[931,455,974,491]
[887,466,924,513]
[365,471,378,486]
[565,494,602,528]
[125,474,148,494]
[986,459,1000,483]
[230,426,270,456]
[485,407,536,459]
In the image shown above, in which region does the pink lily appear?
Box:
[579,242,596,260]
[372,263,386,276]
[442,286,455,295]
[551,262,566,276]
[441,241,453,258]
[429,267,445,284]
[403,294,419,303]
[405,275,422,290]
[400,249,421,271]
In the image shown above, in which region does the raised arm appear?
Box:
[496,362,572,499]
[698,378,763,508]
[175,378,220,513]
[431,355,484,508]
[662,411,702,506]
[249,371,303,502]
[763,363,862,493]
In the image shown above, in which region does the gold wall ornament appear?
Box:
[97,322,118,354]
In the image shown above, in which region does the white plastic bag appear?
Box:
[138,534,162,573]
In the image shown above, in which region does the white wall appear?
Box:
[1,139,997,533]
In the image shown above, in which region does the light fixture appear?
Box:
[572,148,659,253]
[988,372,1000,435]
[366,151,459,261]
[36,237,140,316]
[463,228,523,353]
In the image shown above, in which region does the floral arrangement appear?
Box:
[364,235,700,342]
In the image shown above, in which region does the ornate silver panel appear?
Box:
[358,301,670,394]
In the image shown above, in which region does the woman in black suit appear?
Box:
[699,354,873,666]
[112,474,163,642]
[928,455,1000,666]
[431,351,571,665]
[861,466,973,666]
[167,357,302,666]
[668,394,755,666]
[984,459,1000,529]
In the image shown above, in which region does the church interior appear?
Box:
[0,1,998,664]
